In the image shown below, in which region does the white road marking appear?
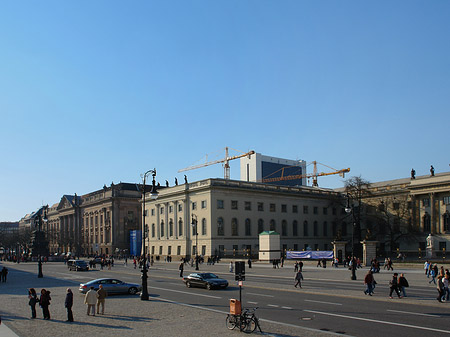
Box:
[149,285,222,299]
[281,306,292,310]
[267,304,279,308]
[304,310,450,334]
[247,301,258,304]
[387,309,441,318]
[304,299,342,306]
[247,292,274,297]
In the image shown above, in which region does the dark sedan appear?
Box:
[183,273,228,290]
[79,278,142,295]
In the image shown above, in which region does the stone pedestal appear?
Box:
[361,240,377,266]
[332,241,347,264]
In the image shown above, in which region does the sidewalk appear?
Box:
[0,261,335,337]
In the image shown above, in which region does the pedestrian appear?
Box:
[424,260,430,276]
[28,288,38,319]
[65,288,74,322]
[294,261,299,272]
[229,261,234,273]
[429,267,437,284]
[389,273,402,299]
[437,275,445,302]
[96,285,107,315]
[39,289,51,320]
[398,273,409,297]
[294,270,303,288]
[1,266,8,282]
[179,262,184,277]
[84,286,98,316]
[248,258,252,269]
[364,270,374,296]
[443,274,449,302]
[299,261,304,272]
[387,258,394,271]
[316,259,322,267]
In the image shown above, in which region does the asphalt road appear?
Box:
[3,260,450,337]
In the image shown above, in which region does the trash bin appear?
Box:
[229,299,241,315]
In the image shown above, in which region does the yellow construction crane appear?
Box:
[178,147,255,180]
[261,161,350,187]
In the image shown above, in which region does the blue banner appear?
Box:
[129,230,142,256]
[286,251,333,259]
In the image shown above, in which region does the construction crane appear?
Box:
[178,147,255,180]
[261,161,350,187]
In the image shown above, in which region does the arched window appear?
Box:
[258,219,264,234]
[313,221,318,236]
[423,213,431,232]
[151,223,155,238]
[232,218,238,236]
[178,218,183,236]
[282,220,287,236]
[245,218,251,236]
[444,212,450,232]
[293,220,298,236]
[169,219,173,237]
[217,217,224,236]
[303,220,308,237]
[160,220,164,237]
[270,219,276,232]
[202,218,207,235]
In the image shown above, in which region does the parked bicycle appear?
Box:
[226,307,262,333]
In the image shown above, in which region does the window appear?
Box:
[258,219,264,234]
[323,207,328,215]
[323,221,328,236]
[282,220,287,236]
[332,222,337,236]
[245,218,251,236]
[444,212,450,232]
[303,221,308,236]
[257,202,264,211]
[293,220,298,236]
[217,200,224,209]
[202,218,207,235]
[294,244,298,251]
[177,246,181,255]
[231,200,238,210]
[159,246,163,255]
[270,203,276,212]
[95,216,98,225]
[423,213,431,232]
[192,202,197,210]
[178,204,182,212]
[233,245,238,256]
[443,196,450,205]
[151,209,155,216]
[217,217,224,236]
[202,245,206,256]
[231,218,238,236]
[151,224,155,237]
[193,245,197,255]
[332,207,337,216]
[313,207,318,215]
[100,214,103,224]
[168,246,172,255]
[160,207,164,214]
[270,219,276,231]
[303,206,308,214]
[169,205,173,213]
[245,201,251,211]
[313,221,318,236]
[293,205,298,213]
[422,198,430,207]
[160,221,164,237]
[281,204,287,213]
[151,246,155,255]
[169,219,173,236]
[178,218,183,236]
[393,202,400,210]
[201,200,207,209]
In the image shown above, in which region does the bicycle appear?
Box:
[226,307,262,333]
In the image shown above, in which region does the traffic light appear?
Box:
[235,261,245,281]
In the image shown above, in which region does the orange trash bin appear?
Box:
[229,299,241,315]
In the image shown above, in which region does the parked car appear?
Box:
[183,273,228,290]
[67,259,89,271]
[79,278,142,295]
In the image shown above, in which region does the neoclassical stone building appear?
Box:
[143,178,345,259]
[43,183,143,256]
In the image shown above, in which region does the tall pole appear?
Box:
[37,210,44,278]
[141,169,158,301]
[192,214,199,271]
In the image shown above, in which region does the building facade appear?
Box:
[144,178,345,259]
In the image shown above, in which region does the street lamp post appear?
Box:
[191,214,199,271]
[345,195,357,281]
[141,169,159,301]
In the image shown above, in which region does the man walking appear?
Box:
[389,273,402,299]
[84,286,98,316]
[97,285,107,315]
[398,273,409,297]
[364,270,374,296]
[1,266,8,282]
[65,288,74,322]
[179,262,184,278]
[294,270,303,288]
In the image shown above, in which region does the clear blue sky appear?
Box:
[1,1,449,221]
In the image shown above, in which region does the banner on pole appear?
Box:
[286,251,333,259]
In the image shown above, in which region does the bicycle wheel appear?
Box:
[242,317,257,333]
[226,314,237,330]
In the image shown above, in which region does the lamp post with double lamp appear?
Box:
[141,169,159,300]
[191,214,199,271]
[345,195,357,280]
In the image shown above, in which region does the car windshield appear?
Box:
[200,273,218,279]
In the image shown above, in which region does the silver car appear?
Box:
[79,278,142,295]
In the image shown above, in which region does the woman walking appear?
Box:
[39,289,51,320]
[28,288,38,319]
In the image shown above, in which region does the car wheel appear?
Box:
[186,281,191,288]
[206,283,212,290]
[128,287,138,295]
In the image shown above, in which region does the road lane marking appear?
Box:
[247,292,274,297]
[282,306,292,310]
[387,309,441,318]
[304,310,450,334]
[304,299,342,306]
[149,285,222,299]
[267,304,279,308]
[247,301,258,304]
